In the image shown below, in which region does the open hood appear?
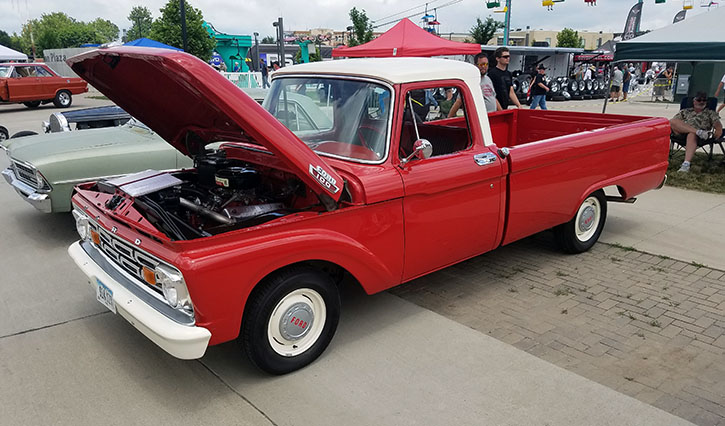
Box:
[67,47,343,203]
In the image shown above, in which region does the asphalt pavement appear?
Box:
[0,95,708,425]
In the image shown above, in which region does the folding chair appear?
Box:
[670,97,725,160]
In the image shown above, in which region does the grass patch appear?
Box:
[690,261,706,268]
[556,271,568,277]
[554,287,574,296]
[649,319,661,328]
[666,151,725,194]
[86,95,110,101]
[611,242,637,252]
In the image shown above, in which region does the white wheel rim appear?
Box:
[59,93,70,105]
[267,288,326,357]
[575,196,601,242]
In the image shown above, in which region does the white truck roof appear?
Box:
[273,57,480,85]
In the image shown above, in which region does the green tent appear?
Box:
[614,8,725,62]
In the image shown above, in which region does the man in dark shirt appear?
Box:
[530,64,550,110]
[487,47,522,109]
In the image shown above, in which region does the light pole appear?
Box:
[180,0,188,52]
[503,0,512,46]
[253,32,260,72]
[346,26,353,45]
[273,18,285,67]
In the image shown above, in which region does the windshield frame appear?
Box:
[266,74,395,165]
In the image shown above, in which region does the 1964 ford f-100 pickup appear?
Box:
[66,47,669,374]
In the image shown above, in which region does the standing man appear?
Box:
[621,66,631,102]
[714,71,725,113]
[448,52,502,116]
[610,66,623,102]
[260,59,270,89]
[488,47,522,109]
[530,64,550,110]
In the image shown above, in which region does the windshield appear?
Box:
[263,77,391,163]
[0,66,11,78]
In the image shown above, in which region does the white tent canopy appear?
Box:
[0,44,28,62]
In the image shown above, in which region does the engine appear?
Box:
[113,150,310,240]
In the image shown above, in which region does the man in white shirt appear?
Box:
[448,52,502,116]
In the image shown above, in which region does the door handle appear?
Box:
[474,152,497,166]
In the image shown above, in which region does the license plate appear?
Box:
[95,278,116,314]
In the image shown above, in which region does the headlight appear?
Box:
[155,264,192,312]
[72,209,90,241]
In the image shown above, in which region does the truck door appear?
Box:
[6,65,41,101]
[397,83,504,281]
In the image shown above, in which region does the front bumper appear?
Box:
[68,240,211,359]
[2,167,52,213]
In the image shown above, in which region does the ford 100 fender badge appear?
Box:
[309,164,339,194]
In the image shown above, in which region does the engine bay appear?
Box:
[95,150,320,241]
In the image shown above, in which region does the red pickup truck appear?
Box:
[66,48,669,374]
[0,62,88,108]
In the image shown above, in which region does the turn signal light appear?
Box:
[142,266,156,286]
[90,229,100,245]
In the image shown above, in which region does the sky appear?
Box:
[0,0,718,41]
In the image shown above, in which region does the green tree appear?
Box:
[88,18,119,42]
[556,28,584,48]
[150,0,216,61]
[15,13,118,57]
[261,36,275,44]
[125,6,153,42]
[348,7,373,47]
[469,16,504,45]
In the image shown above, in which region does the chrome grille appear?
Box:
[88,221,163,294]
[11,160,38,189]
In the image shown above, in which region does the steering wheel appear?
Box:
[356,124,385,151]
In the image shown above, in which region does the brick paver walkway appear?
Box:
[391,234,725,426]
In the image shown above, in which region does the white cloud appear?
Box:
[0,0,715,42]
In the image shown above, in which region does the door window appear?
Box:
[400,85,473,158]
[34,66,53,77]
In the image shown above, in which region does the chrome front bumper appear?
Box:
[2,167,52,213]
[68,241,211,359]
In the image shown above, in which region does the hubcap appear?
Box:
[59,93,70,105]
[268,288,326,357]
[279,302,314,340]
[575,197,601,242]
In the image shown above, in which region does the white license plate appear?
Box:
[95,278,116,314]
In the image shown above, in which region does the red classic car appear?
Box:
[66,48,669,374]
[0,62,88,108]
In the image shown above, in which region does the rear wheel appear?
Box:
[23,101,41,108]
[554,190,607,254]
[241,266,340,374]
[53,90,72,108]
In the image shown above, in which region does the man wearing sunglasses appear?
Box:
[447,52,502,117]
[487,47,522,110]
[670,91,723,172]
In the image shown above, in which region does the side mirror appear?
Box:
[401,139,433,165]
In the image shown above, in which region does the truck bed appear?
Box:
[488,109,670,245]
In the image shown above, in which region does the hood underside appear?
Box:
[66,47,343,203]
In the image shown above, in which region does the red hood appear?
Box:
[67,47,343,203]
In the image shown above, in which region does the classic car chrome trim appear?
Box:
[2,168,52,213]
[268,74,394,166]
[474,152,498,166]
[8,158,51,192]
[79,240,195,325]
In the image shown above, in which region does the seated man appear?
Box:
[670,91,723,172]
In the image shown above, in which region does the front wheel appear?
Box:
[0,126,8,141]
[241,267,340,375]
[554,190,607,254]
[53,90,72,108]
[23,101,41,108]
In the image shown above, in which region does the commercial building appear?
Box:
[488,29,614,50]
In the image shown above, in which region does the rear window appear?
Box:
[264,77,392,163]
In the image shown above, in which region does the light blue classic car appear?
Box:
[2,119,193,212]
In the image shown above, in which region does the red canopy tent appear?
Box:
[332,18,481,58]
